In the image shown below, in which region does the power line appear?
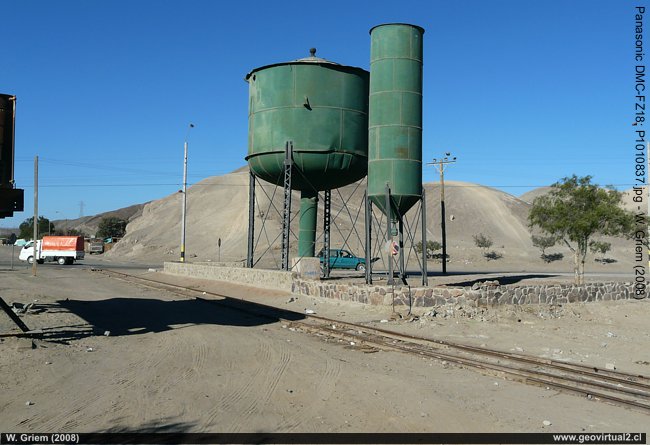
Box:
[10,181,646,189]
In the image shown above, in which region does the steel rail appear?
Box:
[95,268,650,413]
[295,322,650,405]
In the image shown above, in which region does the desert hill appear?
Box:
[99,168,638,273]
[52,203,147,237]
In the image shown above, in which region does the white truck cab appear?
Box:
[19,236,85,265]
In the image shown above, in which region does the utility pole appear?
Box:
[427,153,457,274]
[32,156,38,277]
[180,123,194,263]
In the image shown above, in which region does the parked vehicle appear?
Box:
[89,239,104,254]
[317,248,378,272]
[18,236,85,265]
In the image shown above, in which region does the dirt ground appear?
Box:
[1,247,649,435]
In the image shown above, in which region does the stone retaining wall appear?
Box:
[163,262,294,292]
[163,262,636,307]
[292,279,636,307]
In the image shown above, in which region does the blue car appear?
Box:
[317,248,377,272]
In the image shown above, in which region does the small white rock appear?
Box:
[605,363,616,370]
[148,268,157,272]
[26,401,33,406]
[606,332,616,338]
[86,347,94,352]
[305,309,315,314]
[380,319,389,323]
[45,361,51,365]
[104,331,111,336]
[350,342,356,346]
[542,420,552,426]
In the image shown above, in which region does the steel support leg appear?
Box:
[421,189,428,286]
[385,184,394,285]
[246,171,256,268]
[364,190,372,284]
[398,217,407,285]
[281,141,293,271]
[323,189,331,278]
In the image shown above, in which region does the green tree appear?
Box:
[415,240,442,258]
[473,233,493,255]
[64,228,87,237]
[531,235,557,257]
[529,175,635,284]
[589,241,612,264]
[97,217,127,239]
[18,216,52,239]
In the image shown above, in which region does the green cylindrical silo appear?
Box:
[367,24,424,219]
[245,51,369,257]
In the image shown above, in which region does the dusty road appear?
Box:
[1,246,649,434]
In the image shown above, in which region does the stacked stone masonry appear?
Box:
[163,263,636,307]
[292,279,636,307]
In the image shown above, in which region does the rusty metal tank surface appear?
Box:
[245,49,369,192]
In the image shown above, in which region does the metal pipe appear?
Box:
[298,190,318,257]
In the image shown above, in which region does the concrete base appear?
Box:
[164,262,293,292]
[290,257,321,281]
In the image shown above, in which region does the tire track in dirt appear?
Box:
[274,354,342,432]
[128,333,185,425]
[229,337,293,433]
[202,334,272,429]
[33,334,180,431]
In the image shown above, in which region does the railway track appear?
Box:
[97,268,650,414]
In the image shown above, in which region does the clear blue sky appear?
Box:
[1,0,643,227]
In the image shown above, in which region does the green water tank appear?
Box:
[245,50,369,257]
[367,24,424,218]
[245,49,369,191]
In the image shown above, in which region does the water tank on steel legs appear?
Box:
[367,24,424,218]
[245,50,369,257]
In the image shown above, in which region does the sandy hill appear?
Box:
[98,168,637,273]
[519,187,552,204]
[52,203,147,238]
[621,186,649,214]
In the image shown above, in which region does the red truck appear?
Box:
[19,236,85,265]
